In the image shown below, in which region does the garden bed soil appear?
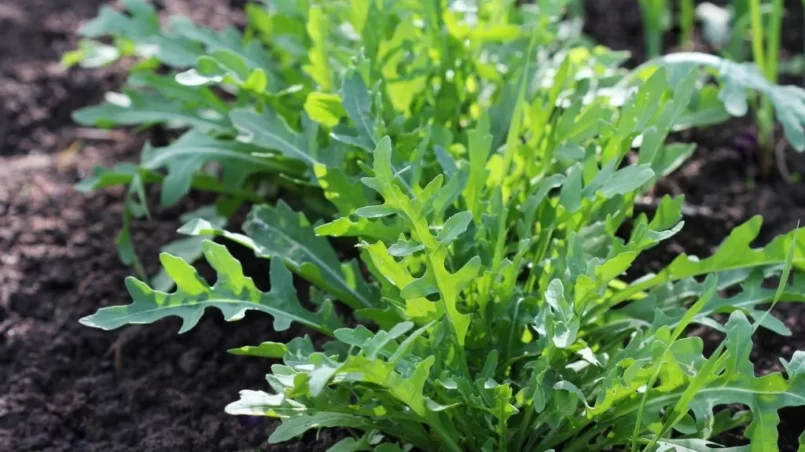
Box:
[0,1,333,451]
[1,0,804,450]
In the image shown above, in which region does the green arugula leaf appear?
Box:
[150,206,227,292]
[243,203,376,309]
[303,6,334,91]
[142,130,305,207]
[230,108,317,166]
[73,91,229,132]
[614,217,805,303]
[339,71,378,151]
[305,92,346,128]
[643,52,805,150]
[269,413,378,443]
[80,241,342,335]
[313,164,372,215]
[228,341,287,358]
[689,314,805,449]
[463,112,493,220]
[180,202,376,310]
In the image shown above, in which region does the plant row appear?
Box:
[69,0,805,450]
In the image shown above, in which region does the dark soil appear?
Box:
[0,1,333,451]
[2,0,805,451]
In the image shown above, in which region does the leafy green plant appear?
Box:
[749,0,784,176]
[637,0,697,54]
[643,0,795,178]
[635,0,703,55]
[66,0,583,289]
[687,0,792,177]
[679,0,696,50]
[696,1,786,65]
[728,0,752,60]
[639,0,669,58]
[624,51,805,164]
[65,0,316,285]
[77,1,805,451]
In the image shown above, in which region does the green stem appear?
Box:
[766,0,783,83]
[639,0,666,58]
[514,347,554,450]
[501,24,540,179]
[536,418,593,450]
[752,0,783,176]
[498,404,508,452]
[427,414,463,452]
[502,298,524,377]
[680,0,695,50]
[749,0,766,75]
[514,406,535,451]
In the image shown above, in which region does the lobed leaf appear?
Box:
[614,216,805,303]
[73,91,229,132]
[80,241,342,335]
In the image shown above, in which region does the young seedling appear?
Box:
[729,0,752,59]
[749,0,784,176]
[679,0,696,50]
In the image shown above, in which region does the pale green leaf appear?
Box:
[437,211,473,245]
[303,6,333,91]
[142,130,305,206]
[650,53,805,151]
[270,413,374,443]
[615,217,805,303]
[341,71,377,150]
[231,107,316,166]
[74,91,229,132]
[242,202,376,309]
[80,241,342,334]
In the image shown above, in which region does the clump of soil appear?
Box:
[0,1,333,451]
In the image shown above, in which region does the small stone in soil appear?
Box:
[177,348,203,375]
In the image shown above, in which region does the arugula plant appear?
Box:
[748,0,784,176]
[67,0,582,289]
[81,15,805,452]
[77,1,805,451]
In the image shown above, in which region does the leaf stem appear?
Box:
[406,207,472,380]
[679,0,695,50]
[639,0,666,59]
[501,23,540,179]
[426,414,463,452]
